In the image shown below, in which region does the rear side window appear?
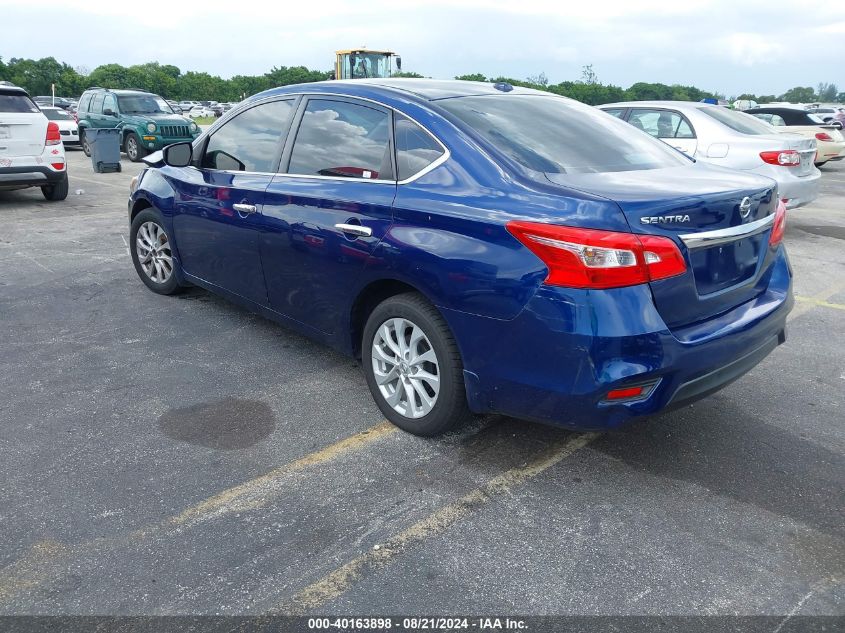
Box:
[628,109,695,139]
[440,95,690,174]
[602,108,625,119]
[91,93,104,114]
[0,91,39,113]
[201,99,294,172]
[287,99,392,180]
[394,114,445,180]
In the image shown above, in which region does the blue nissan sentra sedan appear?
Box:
[127,79,792,436]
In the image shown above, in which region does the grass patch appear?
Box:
[192,116,217,126]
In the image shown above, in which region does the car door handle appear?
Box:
[334,223,372,237]
[233,203,257,215]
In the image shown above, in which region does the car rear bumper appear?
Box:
[0,165,66,188]
[749,164,820,209]
[444,247,793,431]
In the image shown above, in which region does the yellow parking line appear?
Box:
[0,421,397,604]
[795,296,845,312]
[169,421,397,526]
[789,281,845,322]
[279,432,599,614]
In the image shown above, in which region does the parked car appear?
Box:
[0,84,68,200]
[39,105,80,147]
[746,107,845,166]
[178,101,199,112]
[601,101,819,209]
[806,106,845,126]
[128,80,792,436]
[187,106,214,118]
[76,88,200,162]
[34,96,73,110]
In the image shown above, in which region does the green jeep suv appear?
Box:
[77,88,200,162]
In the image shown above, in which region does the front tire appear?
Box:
[363,293,470,436]
[41,173,69,201]
[125,132,147,162]
[130,209,181,295]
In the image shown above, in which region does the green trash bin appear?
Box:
[86,128,122,173]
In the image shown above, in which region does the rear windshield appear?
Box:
[41,108,73,120]
[700,107,775,135]
[0,91,40,113]
[438,95,690,174]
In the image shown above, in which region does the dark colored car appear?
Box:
[34,96,73,110]
[76,88,200,162]
[127,80,792,436]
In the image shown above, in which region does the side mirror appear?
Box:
[163,142,193,167]
[103,108,115,116]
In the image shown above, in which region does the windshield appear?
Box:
[117,95,173,114]
[439,95,690,174]
[41,108,73,120]
[699,106,775,135]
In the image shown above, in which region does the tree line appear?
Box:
[1,56,841,107]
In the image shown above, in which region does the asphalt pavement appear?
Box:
[0,149,843,621]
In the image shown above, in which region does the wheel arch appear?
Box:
[349,278,438,359]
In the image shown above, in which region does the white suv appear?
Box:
[0,84,68,201]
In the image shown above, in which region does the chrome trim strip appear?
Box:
[679,213,775,249]
[334,223,373,237]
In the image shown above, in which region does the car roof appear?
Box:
[599,100,715,109]
[0,84,30,95]
[256,79,554,103]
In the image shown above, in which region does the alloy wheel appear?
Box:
[371,317,440,419]
[136,221,173,283]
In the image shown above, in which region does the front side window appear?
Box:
[394,114,445,180]
[287,99,392,180]
[628,109,695,139]
[440,95,690,174]
[201,99,294,172]
[103,94,117,114]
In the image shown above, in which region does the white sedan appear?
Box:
[39,106,80,148]
[601,101,820,209]
[187,106,214,118]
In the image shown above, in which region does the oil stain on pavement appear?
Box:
[158,397,275,450]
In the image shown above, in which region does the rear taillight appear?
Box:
[506,222,687,289]
[759,150,800,167]
[45,121,61,146]
[815,132,833,142]
[769,200,787,246]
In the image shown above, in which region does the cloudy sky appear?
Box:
[2,0,842,96]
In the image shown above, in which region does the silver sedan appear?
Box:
[600,101,820,209]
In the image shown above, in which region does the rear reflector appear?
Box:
[51,162,64,170]
[506,222,687,289]
[769,199,787,246]
[45,121,61,146]
[759,150,800,167]
[606,386,647,400]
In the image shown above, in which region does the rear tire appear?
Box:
[362,293,470,436]
[41,173,69,201]
[81,130,91,157]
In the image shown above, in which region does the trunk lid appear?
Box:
[546,165,779,329]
